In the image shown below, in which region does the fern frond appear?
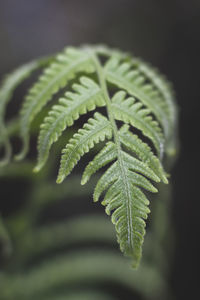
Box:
[15,215,115,267]
[81,141,117,185]
[0,45,177,268]
[104,56,170,136]
[137,59,176,128]
[57,112,112,183]
[17,47,95,160]
[119,125,168,183]
[111,91,164,157]
[135,59,178,157]
[0,59,45,165]
[91,145,159,267]
[0,250,168,300]
[35,77,105,171]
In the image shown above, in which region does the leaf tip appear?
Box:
[163,176,169,184]
[33,165,42,173]
[152,186,158,193]
[14,138,29,161]
[56,175,65,184]
[80,177,87,185]
[93,193,99,203]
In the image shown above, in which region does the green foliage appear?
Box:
[35,77,105,171]
[0,45,177,267]
[0,59,45,166]
[16,48,95,160]
[0,250,168,300]
[105,56,171,138]
[0,163,174,300]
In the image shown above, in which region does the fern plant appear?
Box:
[0,45,177,268]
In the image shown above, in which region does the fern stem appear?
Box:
[91,51,134,255]
[91,54,118,140]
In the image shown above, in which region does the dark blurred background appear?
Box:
[0,0,199,299]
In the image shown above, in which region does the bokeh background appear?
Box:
[0,0,199,299]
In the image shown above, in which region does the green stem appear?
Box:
[91,54,119,145]
[91,51,134,253]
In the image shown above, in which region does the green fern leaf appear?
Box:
[57,112,112,183]
[136,59,178,156]
[111,91,164,157]
[0,59,45,165]
[81,141,117,185]
[17,47,95,160]
[137,59,176,128]
[93,148,158,267]
[104,56,170,136]
[119,125,168,183]
[35,76,105,172]
[0,45,177,268]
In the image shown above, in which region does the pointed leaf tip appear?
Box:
[81,176,88,185]
[56,175,65,184]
